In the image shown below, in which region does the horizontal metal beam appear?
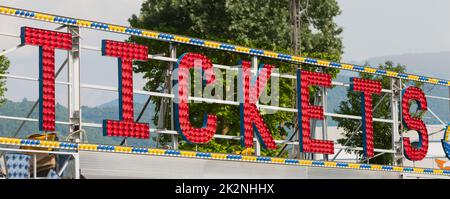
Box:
[0,73,71,85]
[426,95,450,101]
[334,145,395,154]
[0,41,406,96]
[0,115,71,125]
[0,31,20,38]
[325,113,394,123]
[81,44,395,94]
[0,44,23,56]
[81,121,397,153]
[81,83,395,123]
[82,121,293,144]
[331,81,393,94]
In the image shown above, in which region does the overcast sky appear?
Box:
[336,0,450,62]
[1,0,449,106]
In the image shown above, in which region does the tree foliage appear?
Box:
[0,55,10,105]
[128,0,343,155]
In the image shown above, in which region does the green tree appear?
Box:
[0,55,10,105]
[128,0,343,155]
[334,61,412,165]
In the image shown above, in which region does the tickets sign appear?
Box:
[18,25,442,162]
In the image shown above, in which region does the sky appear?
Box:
[335,0,450,62]
[1,0,450,106]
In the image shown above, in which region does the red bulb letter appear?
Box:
[238,61,276,149]
[173,53,217,143]
[350,77,382,158]
[297,70,334,154]
[21,27,72,131]
[102,40,149,139]
[401,86,428,161]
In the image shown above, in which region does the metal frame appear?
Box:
[1,41,448,139]
[0,7,448,176]
[67,26,82,143]
[1,36,448,156]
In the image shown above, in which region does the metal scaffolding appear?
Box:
[0,7,449,179]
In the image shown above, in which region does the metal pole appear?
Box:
[277,128,298,157]
[74,153,80,179]
[391,78,399,165]
[157,84,167,142]
[67,26,82,142]
[0,44,23,56]
[155,45,176,148]
[252,56,261,156]
[169,44,178,150]
[396,79,404,166]
[289,0,308,160]
[321,74,329,161]
[290,0,300,54]
[361,152,386,163]
[289,0,300,160]
[57,157,71,177]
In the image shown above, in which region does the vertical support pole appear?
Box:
[67,26,81,179]
[67,26,82,142]
[390,79,397,163]
[399,79,405,165]
[391,78,402,166]
[169,44,178,150]
[291,67,301,160]
[73,153,80,179]
[252,56,261,156]
[321,77,328,161]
